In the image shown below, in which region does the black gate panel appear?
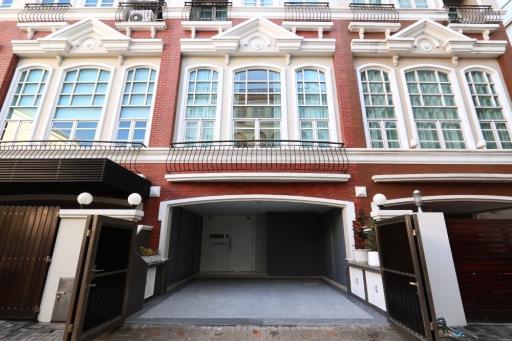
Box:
[0,206,59,319]
[65,215,137,341]
[376,215,438,340]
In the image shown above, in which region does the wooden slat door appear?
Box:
[446,219,512,322]
[0,206,60,319]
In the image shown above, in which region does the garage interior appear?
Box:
[384,199,512,323]
[129,200,387,325]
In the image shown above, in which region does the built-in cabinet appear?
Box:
[347,262,386,312]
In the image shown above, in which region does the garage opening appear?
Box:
[130,200,385,325]
[383,198,512,323]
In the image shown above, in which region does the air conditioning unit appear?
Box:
[128,9,155,22]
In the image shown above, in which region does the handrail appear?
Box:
[350,3,399,23]
[182,1,232,21]
[115,1,167,23]
[444,4,501,25]
[18,3,72,23]
[166,139,348,174]
[0,140,145,174]
[284,2,331,22]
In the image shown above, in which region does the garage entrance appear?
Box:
[146,198,378,325]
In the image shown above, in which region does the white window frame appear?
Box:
[357,64,408,149]
[112,65,158,145]
[293,65,338,143]
[177,65,223,142]
[400,65,475,149]
[396,0,430,9]
[242,0,273,6]
[460,65,512,150]
[46,64,115,141]
[0,65,53,141]
[229,66,287,142]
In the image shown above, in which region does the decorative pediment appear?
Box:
[351,19,507,58]
[181,17,335,56]
[12,18,163,58]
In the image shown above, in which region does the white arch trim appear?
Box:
[384,194,512,206]
[157,194,356,261]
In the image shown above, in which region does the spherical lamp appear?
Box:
[128,193,142,207]
[77,192,93,208]
[372,193,387,207]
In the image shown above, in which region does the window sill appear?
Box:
[372,173,512,183]
[115,21,167,38]
[17,22,69,40]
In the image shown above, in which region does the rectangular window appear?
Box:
[115,67,156,144]
[398,0,428,8]
[296,68,330,142]
[49,68,109,141]
[244,0,273,6]
[360,69,400,148]
[1,68,49,141]
[233,69,281,142]
[405,70,465,149]
[465,70,512,149]
[84,0,114,7]
[184,69,218,142]
[0,0,13,8]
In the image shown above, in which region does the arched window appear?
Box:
[115,67,156,143]
[296,68,330,142]
[233,69,281,141]
[360,69,399,148]
[1,68,48,141]
[465,70,512,149]
[49,67,110,141]
[184,68,218,142]
[405,69,465,149]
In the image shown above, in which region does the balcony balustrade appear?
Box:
[166,140,348,174]
[350,3,399,23]
[18,2,72,23]
[284,2,331,22]
[182,1,232,21]
[0,140,144,174]
[444,4,501,24]
[115,1,166,23]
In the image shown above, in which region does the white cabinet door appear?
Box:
[349,267,365,300]
[365,271,386,311]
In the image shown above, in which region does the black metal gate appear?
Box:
[0,206,60,319]
[376,215,439,340]
[65,215,137,341]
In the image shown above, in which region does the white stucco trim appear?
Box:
[157,194,356,264]
[59,209,144,220]
[373,173,512,183]
[384,194,512,206]
[165,172,351,182]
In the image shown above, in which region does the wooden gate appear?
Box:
[446,218,512,322]
[376,215,439,340]
[0,206,60,319]
[65,215,137,341]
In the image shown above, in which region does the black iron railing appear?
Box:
[444,4,501,24]
[182,1,232,21]
[350,3,399,23]
[166,140,348,174]
[115,1,166,23]
[0,140,145,173]
[18,2,72,23]
[284,2,331,22]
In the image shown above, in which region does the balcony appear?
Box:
[18,2,72,23]
[284,2,331,22]
[166,140,349,182]
[182,1,232,21]
[350,3,399,23]
[444,4,501,25]
[0,140,150,197]
[115,1,166,23]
